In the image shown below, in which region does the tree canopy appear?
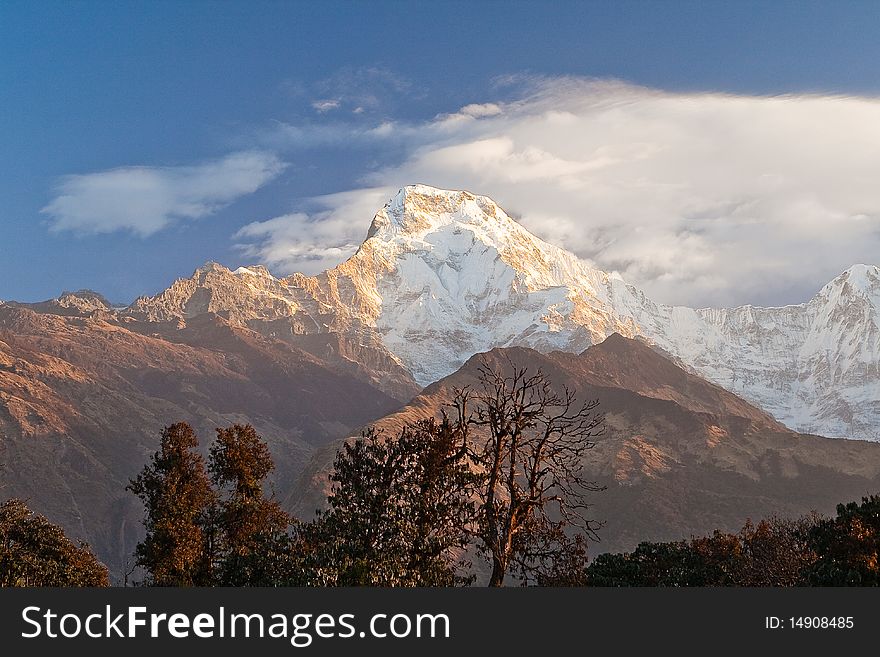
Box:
[0,498,108,587]
[310,418,478,586]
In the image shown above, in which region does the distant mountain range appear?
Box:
[29,183,873,440]
[1,183,878,576]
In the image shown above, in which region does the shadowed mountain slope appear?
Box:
[293,334,880,554]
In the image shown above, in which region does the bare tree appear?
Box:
[454,357,605,586]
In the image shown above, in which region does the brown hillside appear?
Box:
[0,305,403,579]
[292,334,880,554]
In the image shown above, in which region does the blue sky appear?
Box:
[2,0,880,306]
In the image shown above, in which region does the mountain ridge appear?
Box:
[11,184,880,440]
[291,335,880,553]
[0,303,407,578]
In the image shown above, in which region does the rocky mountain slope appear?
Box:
[292,335,880,553]
[0,304,404,578]
[125,184,880,440]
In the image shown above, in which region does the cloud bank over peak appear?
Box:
[43,151,285,237]
[234,187,393,274]
[239,78,880,307]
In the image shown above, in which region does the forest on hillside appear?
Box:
[3,362,880,587]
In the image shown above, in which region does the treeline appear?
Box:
[126,363,604,586]
[122,360,880,587]
[589,497,880,586]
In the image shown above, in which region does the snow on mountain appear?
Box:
[129,184,880,441]
[353,185,642,384]
[614,264,880,439]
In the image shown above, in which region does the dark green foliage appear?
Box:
[218,527,308,587]
[588,539,720,587]
[127,422,215,586]
[512,517,591,586]
[806,495,880,586]
[0,498,109,587]
[587,516,819,587]
[310,418,478,586]
[734,516,818,586]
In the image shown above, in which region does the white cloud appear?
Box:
[237,78,880,307]
[433,103,504,126]
[312,99,341,113]
[458,103,503,118]
[234,187,393,274]
[42,151,285,237]
[262,121,409,150]
[300,66,415,116]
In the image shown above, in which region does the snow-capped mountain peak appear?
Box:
[363,184,617,296]
[368,184,515,238]
[367,185,558,277]
[820,263,880,300]
[333,184,637,384]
